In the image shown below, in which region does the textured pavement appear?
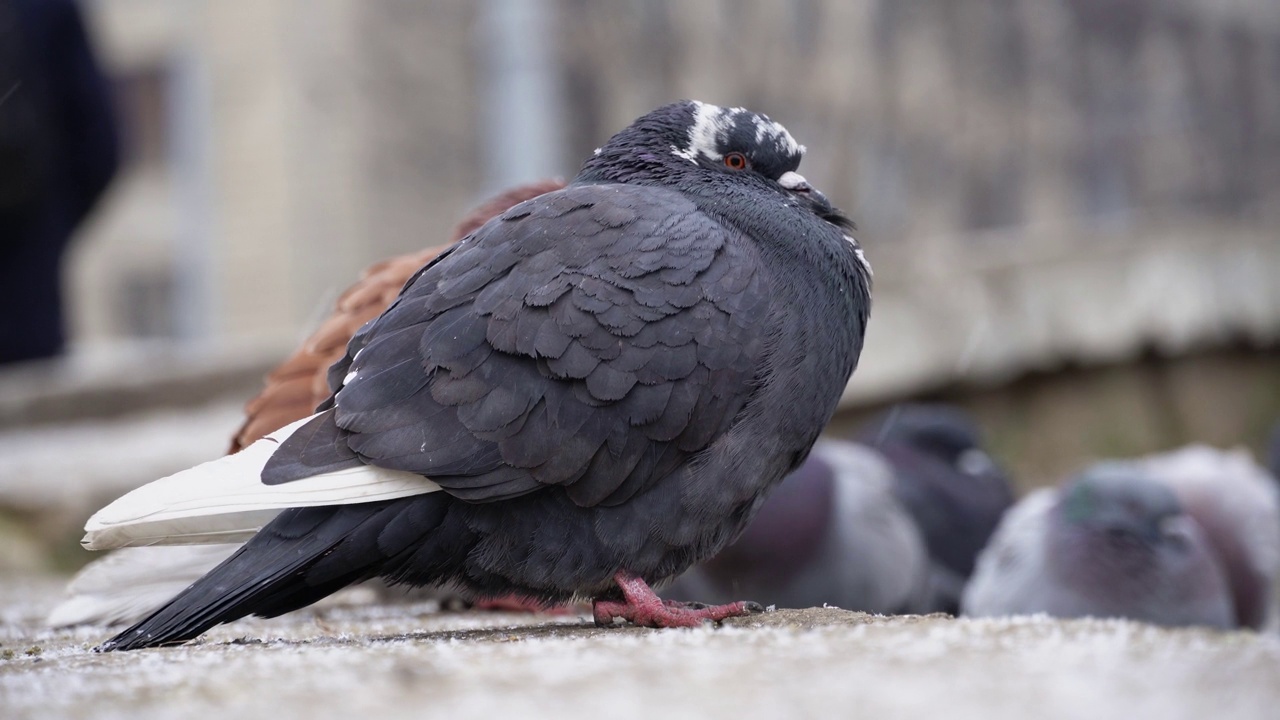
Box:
[2,574,1278,720]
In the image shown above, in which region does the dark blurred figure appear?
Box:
[0,0,118,364]
[858,404,1017,613]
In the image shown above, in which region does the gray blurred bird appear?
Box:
[1268,423,1280,483]
[665,404,1012,614]
[859,404,1015,612]
[962,462,1238,629]
[1133,445,1280,630]
[663,439,932,613]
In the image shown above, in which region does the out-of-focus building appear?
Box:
[58,0,1280,476]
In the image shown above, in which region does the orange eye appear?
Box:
[724,152,749,170]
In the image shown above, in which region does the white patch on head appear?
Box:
[746,111,805,159]
[844,234,873,276]
[673,101,725,163]
[672,101,806,166]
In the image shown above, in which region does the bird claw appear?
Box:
[592,571,762,628]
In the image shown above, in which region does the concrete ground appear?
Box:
[3,353,1279,720]
[2,574,1278,720]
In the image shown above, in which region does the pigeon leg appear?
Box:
[593,571,762,628]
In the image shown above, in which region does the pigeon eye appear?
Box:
[723,152,750,171]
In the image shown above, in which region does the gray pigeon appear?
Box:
[1269,423,1280,482]
[1133,445,1280,630]
[663,439,931,613]
[858,404,1014,612]
[664,403,1013,614]
[961,464,1235,629]
[83,100,873,650]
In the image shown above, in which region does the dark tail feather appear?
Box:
[98,496,449,652]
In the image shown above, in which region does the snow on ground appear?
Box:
[2,575,1278,720]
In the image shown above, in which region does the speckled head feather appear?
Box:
[580,100,805,184]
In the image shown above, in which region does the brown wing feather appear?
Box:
[229,179,566,452]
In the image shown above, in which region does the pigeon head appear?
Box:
[578,100,832,211]
[861,404,992,472]
[1044,464,1235,627]
[1057,465,1187,547]
[858,403,1015,591]
[1051,465,1219,591]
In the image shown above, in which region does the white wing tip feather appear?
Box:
[82,414,443,551]
[48,545,241,627]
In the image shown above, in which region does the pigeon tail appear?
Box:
[98,493,458,651]
[48,545,240,628]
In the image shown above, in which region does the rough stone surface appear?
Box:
[2,575,1278,720]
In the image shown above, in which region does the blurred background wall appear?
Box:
[3,0,1278,501]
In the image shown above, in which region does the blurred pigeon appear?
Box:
[859,404,1015,612]
[85,100,873,650]
[665,403,1010,614]
[47,180,564,628]
[1132,445,1280,630]
[961,464,1235,629]
[1269,423,1280,482]
[664,439,931,613]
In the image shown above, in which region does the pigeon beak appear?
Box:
[779,171,832,212]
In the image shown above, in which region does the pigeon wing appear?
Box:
[264,182,770,509]
[230,180,567,452]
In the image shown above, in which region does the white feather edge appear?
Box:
[47,544,240,627]
[82,414,444,551]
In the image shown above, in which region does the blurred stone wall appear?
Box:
[66,0,1280,401]
[555,0,1280,240]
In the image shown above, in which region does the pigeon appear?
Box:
[663,403,1010,614]
[859,404,1015,612]
[1132,445,1280,630]
[961,463,1236,629]
[85,100,873,650]
[663,439,931,613]
[1269,423,1280,482]
[47,180,565,629]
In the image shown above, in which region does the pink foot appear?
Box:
[592,571,763,628]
